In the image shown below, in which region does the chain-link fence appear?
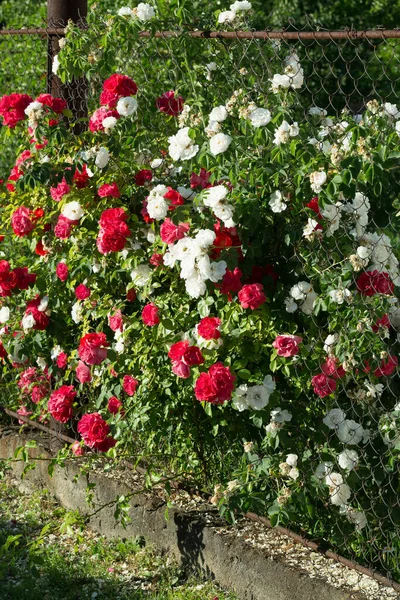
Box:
[1,17,400,598]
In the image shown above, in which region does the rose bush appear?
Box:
[0,0,399,578]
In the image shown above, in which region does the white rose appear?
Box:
[338,449,359,471]
[337,419,364,445]
[131,264,152,286]
[0,307,10,323]
[102,116,118,133]
[230,1,252,10]
[168,127,199,161]
[310,170,327,193]
[71,302,83,324]
[118,6,133,16]
[95,147,110,168]
[117,96,138,116]
[146,196,169,220]
[232,385,249,411]
[218,10,236,23]
[248,107,271,127]
[330,483,351,506]
[384,102,399,118]
[62,201,84,221]
[269,190,287,213]
[22,313,36,331]
[185,274,207,298]
[52,55,60,75]
[323,408,346,430]
[246,385,270,410]
[209,105,228,122]
[286,454,298,467]
[209,133,232,156]
[135,3,155,21]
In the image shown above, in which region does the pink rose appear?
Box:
[11,207,33,237]
[321,356,346,379]
[109,310,124,332]
[71,441,85,456]
[160,218,189,244]
[50,178,70,202]
[272,335,303,357]
[76,360,92,383]
[78,333,108,365]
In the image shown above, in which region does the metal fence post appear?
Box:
[47,0,88,132]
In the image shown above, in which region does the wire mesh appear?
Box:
[1,17,400,597]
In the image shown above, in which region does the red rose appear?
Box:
[78,332,108,365]
[164,187,184,209]
[160,218,190,244]
[7,165,23,192]
[15,149,32,166]
[75,284,91,300]
[194,362,235,404]
[89,107,120,132]
[356,271,394,296]
[24,296,50,330]
[56,262,69,282]
[17,405,33,423]
[197,317,221,340]
[98,182,120,198]
[54,215,73,239]
[238,283,266,310]
[108,396,124,415]
[217,267,242,298]
[0,261,17,296]
[108,310,124,332]
[13,267,36,291]
[0,341,7,360]
[11,207,33,237]
[140,200,154,224]
[190,168,212,190]
[96,436,117,452]
[183,345,204,366]
[0,93,33,127]
[100,74,138,108]
[35,240,48,256]
[50,178,70,202]
[149,253,163,267]
[100,207,128,226]
[142,303,160,326]
[135,169,152,186]
[48,385,76,423]
[126,288,137,302]
[321,356,346,379]
[36,93,67,114]
[372,314,391,333]
[272,335,303,357]
[306,197,322,218]
[77,412,114,450]
[311,373,337,397]
[56,352,68,369]
[156,90,184,117]
[73,164,90,188]
[374,355,398,377]
[168,341,190,362]
[76,360,92,383]
[96,222,131,254]
[122,375,138,396]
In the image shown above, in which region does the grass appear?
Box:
[0,475,237,600]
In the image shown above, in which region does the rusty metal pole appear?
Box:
[47,0,88,130]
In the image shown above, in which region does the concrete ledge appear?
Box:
[0,432,365,600]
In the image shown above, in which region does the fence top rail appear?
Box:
[1,27,400,39]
